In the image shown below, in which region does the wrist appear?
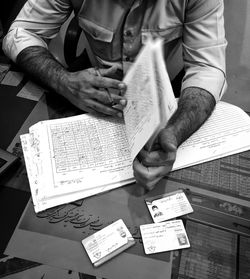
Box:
[166,87,215,146]
[56,69,71,98]
[160,126,178,149]
[16,46,70,96]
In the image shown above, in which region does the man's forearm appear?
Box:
[16,46,68,94]
[166,87,216,146]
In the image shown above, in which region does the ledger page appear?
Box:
[146,39,177,150]
[22,113,135,212]
[173,101,250,170]
[123,39,161,159]
[44,114,133,193]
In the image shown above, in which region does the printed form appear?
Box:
[173,101,250,170]
[21,101,250,212]
[123,41,159,159]
[123,38,177,157]
[21,114,135,212]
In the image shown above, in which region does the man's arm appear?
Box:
[181,0,227,102]
[16,46,126,116]
[2,0,126,116]
[133,0,227,191]
[2,0,71,62]
[134,87,215,190]
[17,46,67,96]
[166,87,215,146]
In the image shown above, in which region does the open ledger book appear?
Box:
[21,39,250,212]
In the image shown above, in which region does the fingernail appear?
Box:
[119,99,127,106]
[118,83,126,89]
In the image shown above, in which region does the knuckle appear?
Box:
[71,89,78,97]
[145,181,155,191]
[168,153,176,164]
[143,171,151,181]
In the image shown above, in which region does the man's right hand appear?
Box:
[15,46,127,117]
[60,66,127,117]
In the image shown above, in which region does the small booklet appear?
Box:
[140,219,190,254]
[82,219,135,267]
[145,190,193,223]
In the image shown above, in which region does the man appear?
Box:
[2,0,227,192]
[151,205,163,218]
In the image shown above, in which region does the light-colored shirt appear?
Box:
[2,0,227,101]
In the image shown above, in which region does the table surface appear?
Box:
[0,64,250,279]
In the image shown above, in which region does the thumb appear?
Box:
[159,129,178,152]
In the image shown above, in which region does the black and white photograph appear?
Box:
[0,1,250,278]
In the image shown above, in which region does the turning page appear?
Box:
[123,38,177,158]
[148,39,178,149]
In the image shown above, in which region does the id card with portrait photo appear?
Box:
[145,190,193,223]
[140,219,190,254]
[82,219,135,267]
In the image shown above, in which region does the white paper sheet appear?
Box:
[21,101,250,212]
[1,71,24,86]
[174,101,250,170]
[123,38,177,158]
[21,114,135,212]
[17,81,45,101]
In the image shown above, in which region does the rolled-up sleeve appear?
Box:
[181,0,227,102]
[2,0,72,62]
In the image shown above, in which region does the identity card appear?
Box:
[145,190,193,223]
[140,219,190,254]
[82,219,135,267]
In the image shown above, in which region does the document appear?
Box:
[0,63,10,82]
[140,220,190,254]
[178,221,237,279]
[82,219,135,267]
[173,101,250,170]
[17,81,45,101]
[21,115,135,212]
[1,70,24,86]
[123,38,177,157]
[145,190,193,223]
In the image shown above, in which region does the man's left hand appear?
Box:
[133,128,177,191]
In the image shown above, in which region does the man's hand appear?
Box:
[61,66,127,117]
[133,87,216,192]
[16,46,127,117]
[133,128,177,192]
